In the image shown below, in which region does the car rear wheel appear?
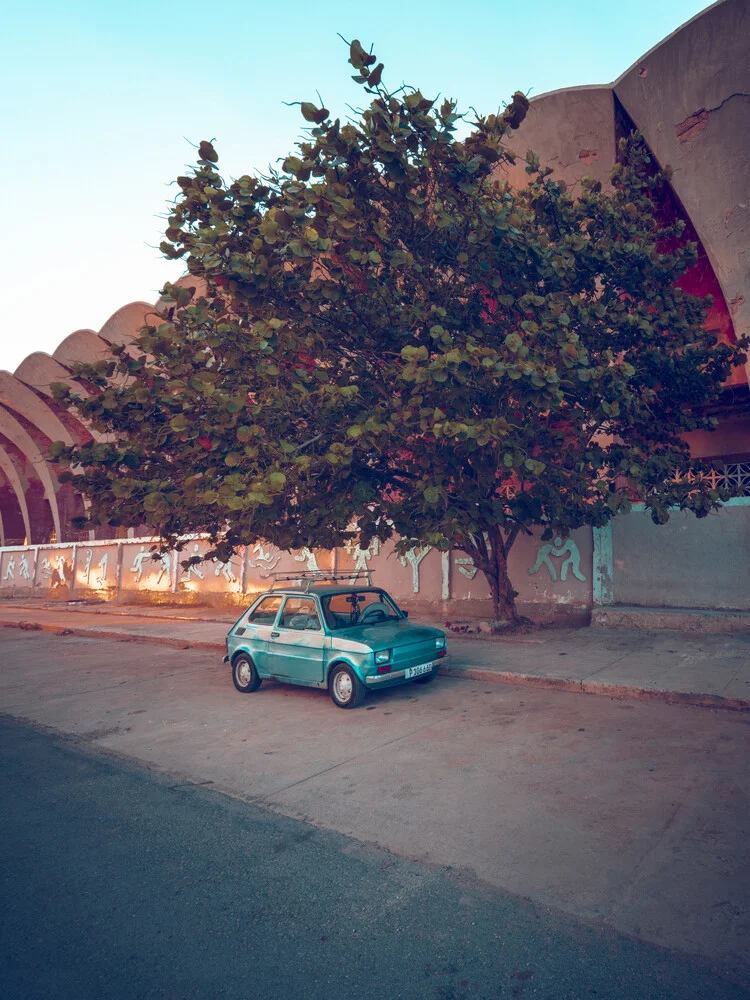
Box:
[329,664,366,709]
[232,653,262,693]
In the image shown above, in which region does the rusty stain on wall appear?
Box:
[675,108,711,143]
[675,93,750,143]
[729,294,745,317]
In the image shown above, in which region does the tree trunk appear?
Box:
[486,568,518,621]
[485,541,519,623]
[465,525,520,623]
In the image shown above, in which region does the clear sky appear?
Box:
[1,0,709,373]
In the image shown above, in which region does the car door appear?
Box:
[266,596,327,685]
[241,595,284,675]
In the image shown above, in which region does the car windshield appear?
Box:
[322,590,402,630]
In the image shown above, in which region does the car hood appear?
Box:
[333,620,444,651]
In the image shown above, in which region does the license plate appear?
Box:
[405,661,433,679]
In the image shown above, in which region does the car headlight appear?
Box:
[375,649,392,664]
[435,637,446,650]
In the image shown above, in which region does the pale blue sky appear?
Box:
[0,0,709,372]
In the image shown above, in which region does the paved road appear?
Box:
[2,630,749,974]
[1,716,746,1000]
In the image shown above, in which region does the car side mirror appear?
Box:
[402,610,409,619]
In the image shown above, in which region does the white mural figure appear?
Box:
[528,536,586,583]
[398,546,431,593]
[155,552,172,585]
[247,542,281,577]
[294,547,320,573]
[214,558,237,583]
[82,548,93,584]
[344,536,379,583]
[455,556,479,580]
[130,546,149,584]
[3,555,15,581]
[54,555,67,585]
[40,556,53,579]
[19,553,31,580]
[95,552,109,587]
[184,543,205,581]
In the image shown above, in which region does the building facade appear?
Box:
[0,0,747,618]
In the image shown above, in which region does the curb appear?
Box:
[0,620,224,652]
[3,620,748,713]
[440,665,750,712]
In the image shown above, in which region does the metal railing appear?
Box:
[670,461,750,496]
[268,569,375,592]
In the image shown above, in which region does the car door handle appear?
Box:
[270,631,280,638]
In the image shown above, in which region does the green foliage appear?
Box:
[51,41,747,614]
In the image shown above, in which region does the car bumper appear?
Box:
[223,654,229,664]
[364,656,447,685]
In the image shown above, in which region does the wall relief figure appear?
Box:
[455,556,479,581]
[130,546,149,584]
[294,547,320,574]
[214,558,238,584]
[82,548,94,584]
[398,546,431,593]
[183,543,205,581]
[528,537,586,583]
[344,536,379,582]
[247,542,281,577]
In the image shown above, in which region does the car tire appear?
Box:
[328,664,366,709]
[232,653,262,693]
[415,667,439,684]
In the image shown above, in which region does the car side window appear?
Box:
[278,597,322,631]
[246,596,283,626]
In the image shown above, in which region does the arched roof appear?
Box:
[0,0,747,545]
[0,301,152,543]
[505,0,749,386]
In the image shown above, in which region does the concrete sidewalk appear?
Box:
[0,601,750,710]
[1,599,749,711]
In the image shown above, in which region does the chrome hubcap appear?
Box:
[334,671,353,703]
[237,661,252,686]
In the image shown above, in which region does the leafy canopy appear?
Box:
[51,39,747,614]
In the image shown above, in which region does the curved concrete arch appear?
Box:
[0,405,61,541]
[613,0,749,380]
[13,353,107,445]
[503,85,616,192]
[14,352,89,399]
[155,274,207,313]
[99,301,153,346]
[53,330,111,368]
[0,372,74,447]
[0,446,32,543]
[0,508,5,547]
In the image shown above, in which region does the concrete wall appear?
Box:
[0,528,593,619]
[502,85,616,192]
[607,501,750,611]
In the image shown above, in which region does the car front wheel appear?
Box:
[232,653,262,693]
[329,664,366,709]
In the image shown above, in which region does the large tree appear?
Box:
[51,40,747,620]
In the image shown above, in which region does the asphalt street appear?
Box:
[1,716,746,1000]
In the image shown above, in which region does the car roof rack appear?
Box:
[268,569,374,593]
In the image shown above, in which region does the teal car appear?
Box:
[223,578,448,708]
